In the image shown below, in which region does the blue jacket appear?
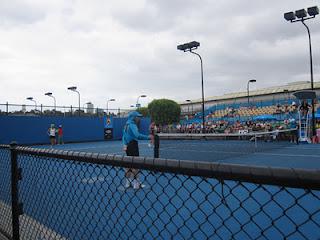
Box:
[122,111,149,145]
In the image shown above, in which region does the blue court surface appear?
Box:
[37,139,320,169]
[1,140,318,239]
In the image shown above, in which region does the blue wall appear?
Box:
[0,116,150,145]
[0,116,105,145]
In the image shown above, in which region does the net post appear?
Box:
[154,134,160,158]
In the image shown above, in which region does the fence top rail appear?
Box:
[11,145,320,190]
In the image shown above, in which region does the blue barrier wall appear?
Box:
[0,116,105,145]
[0,116,150,144]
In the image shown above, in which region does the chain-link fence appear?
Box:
[1,145,320,240]
[0,103,130,118]
[0,145,12,239]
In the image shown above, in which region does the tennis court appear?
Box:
[1,136,320,240]
[38,135,320,169]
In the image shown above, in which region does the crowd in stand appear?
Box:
[173,119,297,134]
[158,100,320,135]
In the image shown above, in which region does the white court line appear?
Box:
[286,146,320,150]
[255,152,320,158]
[160,146,320,158]
[161,147,251,155]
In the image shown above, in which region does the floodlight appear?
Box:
[284,12,296,21]
[45,92,52,96]
[295,9,307,19]
[67,86,77,91]
[177,44,185,51]
[307,6,319,16]
[26,97,33,100]
[189,41,200,49]
[177,41,200,51]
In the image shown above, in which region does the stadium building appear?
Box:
[179,81,320,118]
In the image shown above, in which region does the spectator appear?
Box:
[57,125,64,145]
[299,100,310,118]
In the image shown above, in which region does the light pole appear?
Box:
[136,95,147,108]
[106,98,116,115]
[247,79,256,107]
[44,92,56,111]
[177,41,205,133]
[67,86,80,116]
[284,6,319,137]
[26,97,37,110]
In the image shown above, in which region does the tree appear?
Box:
[148,99,181,125]
[137,107,149,117]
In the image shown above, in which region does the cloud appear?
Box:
[0,0,319,111]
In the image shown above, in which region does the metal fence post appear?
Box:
[154,135,159,158]
[6,102,9,115]
[10,142,23,240]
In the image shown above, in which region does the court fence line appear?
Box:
[0,143,319,239]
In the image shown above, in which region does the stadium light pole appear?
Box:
[106,98,116,116]
[136,95,147,108]
[67,86,80,116]
[284,6,319,137]
[26,97,37,110]
[44,92,56,111]
[177,41,205,133]
[247,79,256,107]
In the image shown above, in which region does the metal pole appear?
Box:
[53,96,56,112]
[10,142,23,240]
[106,101,109,116]
[154,134,159,158]
[190,50,205,133]
[6,102,8,115]
[247,81,250,107]
[301,21,316,137]
[77,91,80,116]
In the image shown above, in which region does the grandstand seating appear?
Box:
[184,98,320,124]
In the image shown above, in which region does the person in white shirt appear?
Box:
[47,124,57,147]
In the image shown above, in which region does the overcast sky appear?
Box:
[0,0,319,110]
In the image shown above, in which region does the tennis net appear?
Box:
[154,128,298,162]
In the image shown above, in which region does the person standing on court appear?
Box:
[47,124,57,148]
[57,125,64,145]
[122,111,150,189]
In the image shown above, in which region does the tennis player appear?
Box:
[122,111,150,189]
